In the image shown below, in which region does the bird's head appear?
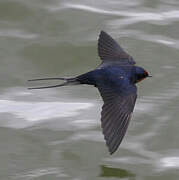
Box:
[134,66,151,83]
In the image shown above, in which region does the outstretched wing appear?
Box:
[98,85,137,154]
[98,31,136,65]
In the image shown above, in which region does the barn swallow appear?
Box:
[29,31,151,154]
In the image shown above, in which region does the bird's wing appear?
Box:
[98,84,137,154]
[98,31,136,65]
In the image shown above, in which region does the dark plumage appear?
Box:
[29,31,151,154]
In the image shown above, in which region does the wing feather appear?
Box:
[98,86,137,154]
[98,31,136,65]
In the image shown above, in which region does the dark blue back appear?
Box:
[77,64,136,96]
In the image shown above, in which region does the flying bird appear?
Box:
[29,31,151,154]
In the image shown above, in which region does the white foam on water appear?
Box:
[0,29,38,39]
[159,157,179,168]
[57,3,179,22]
[0,100,92,122]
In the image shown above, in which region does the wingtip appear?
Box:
[109,150,114,155]
[100,30,106,34]
[108,145,117,155]
[99,30,109,38]
[99,30,108,38]
[105,138,117,155]
[102,124,118,155]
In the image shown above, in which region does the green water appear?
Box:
[1,0,179,179]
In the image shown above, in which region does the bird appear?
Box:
[28,31,151,154]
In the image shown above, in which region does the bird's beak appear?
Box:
[148,75,152,77]
[28,77,66,89]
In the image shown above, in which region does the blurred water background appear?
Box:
[1,0,179,179]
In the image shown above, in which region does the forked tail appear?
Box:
[28,77,80,90]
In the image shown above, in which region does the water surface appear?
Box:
[1,0,179,179]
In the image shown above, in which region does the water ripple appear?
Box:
[108,30,178,48]
[12,167,68,180]
[0,29,38,39]
[59,3,179,22]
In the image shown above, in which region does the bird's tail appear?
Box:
[28,77,80,90]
